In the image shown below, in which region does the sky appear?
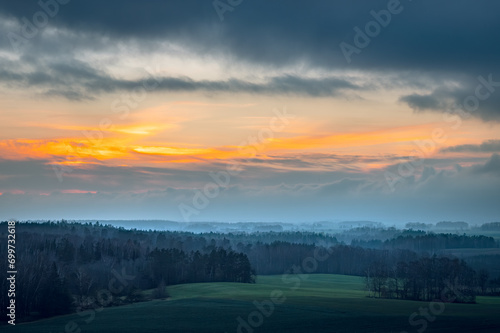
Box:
[0,0,499,224]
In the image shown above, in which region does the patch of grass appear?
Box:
[8,274,500,333]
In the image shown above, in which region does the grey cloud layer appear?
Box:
[0,58,359,99]
[1,154,499,222]
[399,75,500,121]
[2,1,500,119]
[442,140,500,153]
[2,0,499,71]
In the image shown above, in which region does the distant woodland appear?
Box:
[1,221,499,322]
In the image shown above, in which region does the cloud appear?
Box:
[1,1,500,223]
[399,93,443,111]
[317,178,369,196]
[2,1,500,71]
[2,153,499,223]
[1,1,500,109]
[473,154,500,176]
[400,75,500,121]
[0,57,360,100]
[441,140,500,153]
[2,157,499,223]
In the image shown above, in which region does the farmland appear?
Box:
[9,274,500,333]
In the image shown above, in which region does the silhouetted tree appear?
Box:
[39,263,73,317]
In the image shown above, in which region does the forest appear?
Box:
[1,220,499,323]
[365,256,480,303]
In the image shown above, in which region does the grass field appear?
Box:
[7,274,500,333]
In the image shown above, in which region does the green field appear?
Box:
[7,274,500,333]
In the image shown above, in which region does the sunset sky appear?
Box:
[1,0,499,223]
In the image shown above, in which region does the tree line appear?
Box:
[365,256,479,303]
[352,233,498,252]
[1,221,499,323]
[0,222,255,322]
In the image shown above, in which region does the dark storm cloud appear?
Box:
[473,154,500,176]
[0,58,360,99]
[399,93,443,111]
[2,0,500,71]
[2,1,500,118]
[441,140,500,153]
[399,74,500,121]
[0,68,24,82]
